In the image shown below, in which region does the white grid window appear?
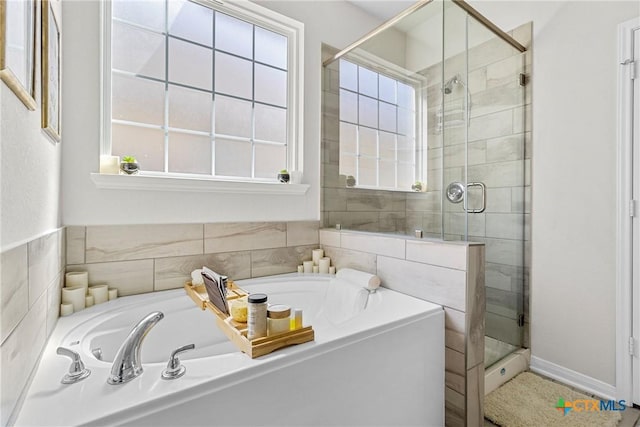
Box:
[338,59,417,191]
[105,0,302,180]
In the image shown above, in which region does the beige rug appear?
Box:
[485,372,623,427]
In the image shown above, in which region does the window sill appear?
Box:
[90,173,310,195]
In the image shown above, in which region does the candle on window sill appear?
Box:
[99,155,120,174]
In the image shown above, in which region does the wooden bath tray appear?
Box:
[184,281,314,358]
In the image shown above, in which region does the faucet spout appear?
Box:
[108,311,164,385]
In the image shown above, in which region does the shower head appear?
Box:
[443,74,464,94]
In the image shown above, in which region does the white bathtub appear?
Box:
[14,274,444,426]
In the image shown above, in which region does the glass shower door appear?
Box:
[441,6,528,367]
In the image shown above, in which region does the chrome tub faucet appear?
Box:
[108,311,164,385]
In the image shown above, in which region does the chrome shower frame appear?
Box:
[322,0,525,68]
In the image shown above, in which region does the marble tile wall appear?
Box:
[0,228,66,426]
[319,228,485,427]
[66,221,320,295]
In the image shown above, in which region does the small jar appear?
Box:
[247,293,268,340]
[290,308,303,331]
[267,304,291,336]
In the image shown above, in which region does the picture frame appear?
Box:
[42,0,61,142]
[0,0,37,110]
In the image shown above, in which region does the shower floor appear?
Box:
[485,336,519,368]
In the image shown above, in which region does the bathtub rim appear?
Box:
[14,273,444,427]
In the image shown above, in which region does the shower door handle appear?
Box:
[464,182,486,213]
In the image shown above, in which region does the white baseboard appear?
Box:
[530,356,617,401]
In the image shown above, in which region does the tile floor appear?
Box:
[483,372,640,426]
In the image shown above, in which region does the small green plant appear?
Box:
[279,169,288,174]
[122,156,137,163]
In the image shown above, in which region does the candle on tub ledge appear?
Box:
[89,285,109,305]
[312,266,319,274]
[303,261,314,273]
[99,155,120,174]
[312,249,324,266]
[329,266,336,274]
[65,271,88,294]
[60,303,74,316]
[297,265,304,274]
[62,286,86,312]
[108,288,118,301]
[318,257,331,274]
[85,295,94,307]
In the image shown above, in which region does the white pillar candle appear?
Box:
[303,261,314,273]
[62,286,86,312]
[65,271,88,293]
[99,155,120,174]
[89,284,109,305]
[318,257,331,274]
[312,249,324,266]
[85,295,94,307]
[297,265,304,273]
[329,266,336,274]
[312,266,319,273]
[108,288,118,301]
[60,303,74,317]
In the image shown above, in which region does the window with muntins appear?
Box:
[338,59,417,191]
[106,0,302,180]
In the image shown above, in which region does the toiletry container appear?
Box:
[247,294,268,340]
[290,308,303,330]
[267,305,291,335]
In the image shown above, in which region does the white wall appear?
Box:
[0,18,62,250]
[61,0,381,226]
[469,0,639,387]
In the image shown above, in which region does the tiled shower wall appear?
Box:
[65,221,320,295]
[0,229,66,426]
[319,228,485,427]
[322,22,532,349]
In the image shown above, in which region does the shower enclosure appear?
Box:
[321,0,530,371]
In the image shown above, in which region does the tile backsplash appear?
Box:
[1,229,65,426]
[66,221,320,295]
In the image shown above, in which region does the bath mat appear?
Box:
[485,372,622,427]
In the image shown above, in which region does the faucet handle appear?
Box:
[161,344,195,380]
[57,347,91,384]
